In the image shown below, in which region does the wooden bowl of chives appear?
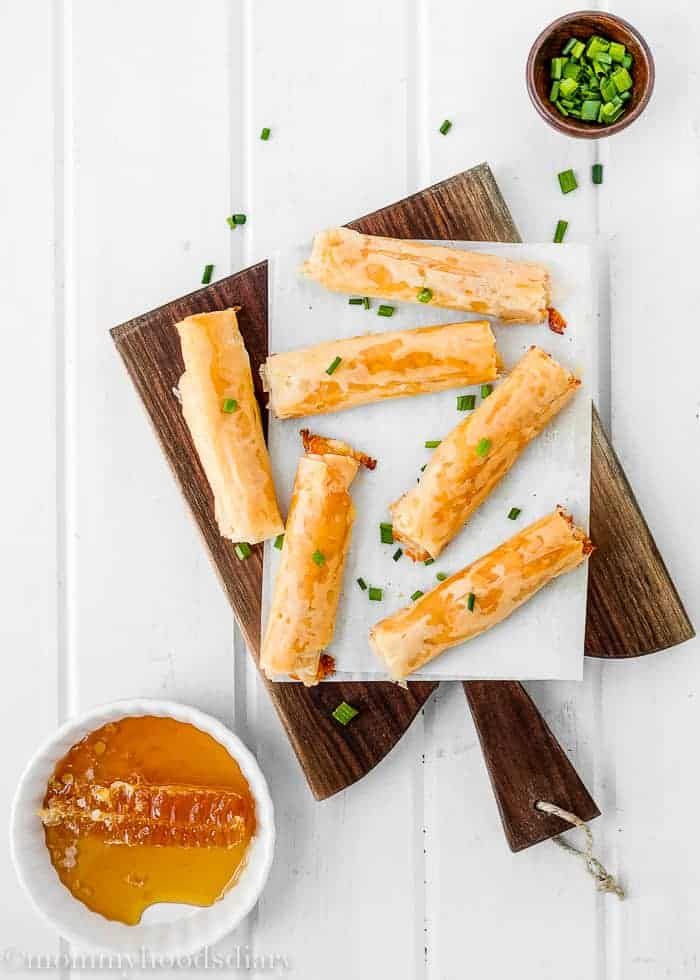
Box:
[526,10,655,138]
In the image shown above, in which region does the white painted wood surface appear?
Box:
[2,1,698,977]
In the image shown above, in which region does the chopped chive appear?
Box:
[457,394,476,411]
[417,287,433,303]
[436,572,448,582]
[312,549,326,566]
[368,586,383,601]
[581,99,602,121]
[392,548,403,562]
[480,384,493,399]
[622,53,632,69]
[424,440,441,449]
[571,39,585,60]
[559,77,578,99]
[332,701,358,726]
[226,216,236,229]
[609,42,626,63]
[549,81,560,102]
[273,533,284,550]
[260,127,271,140]
[562,37,577,56]
[420,464,427,472]
[550,57,564,80]
[222,397,239,413]
[357,577,368,591]
[234,542,252,561]
[475,437,492,457]
[558,169,578,194]
[377,304,395,317]
[508,507,522,520]
[439,119,452,135]
[411,590,424,602]
[424,558,435,566]
[592,163,604,185]
[554,220,568,244]
[363,296,371,309]
[467,592,476,612]
[348,297,364,305]
[226,213,246,228]
[201,264,214,284]
[380,522,394,545]
[326,355,342,375]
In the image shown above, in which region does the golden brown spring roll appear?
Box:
[261,320,500,419]
[176,308,283,545]
[370,507,593,680]
[303,227,551,323]
[260,430,375,686]
[391,346,580,561]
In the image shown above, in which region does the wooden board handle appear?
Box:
[463,680,599,852]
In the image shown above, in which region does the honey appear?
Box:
[41,716,257,925]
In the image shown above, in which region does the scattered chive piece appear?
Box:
[348,297,364,305]
[436,572,448,582]
[392,548,403,562]
[363,296,371,309]
[380,522,394,545]
[439,119,452,135]
[312,549,326,566]
[234,542,252,561]
[377,304,395,317]
[417,287,433,303]
[201,264,214,284]
[558,169,578,194]
[424,558,435,566]
[480,384,493,399]
[226,216,236,229]
[411,590,424,602]
[226,213,246,227]
[467,592,476,612]
[368,586,383,601]
[332,701,358,726]
[425,439,441,449]
[273,533,284,550]
[260,127,271,140]
[592,163,604,184]
[475,437,492,457]
[326,355,342,375]
[420,464,427,472]
[554,220,568,244]
[457,394,476,411]
[357,577,368,591]
[508,507,522,520]
[222,397,239,413]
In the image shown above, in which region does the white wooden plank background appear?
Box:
[2,1,698,977]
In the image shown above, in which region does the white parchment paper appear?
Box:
[263,242,596,681]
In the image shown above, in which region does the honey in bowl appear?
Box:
[40,715,257,926]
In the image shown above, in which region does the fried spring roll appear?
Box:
[391,346,580,561]
[303,227,551,323]
[176,308,283,545]
[261,320,500,419]
[261,431,375,686]
[370,507,593,680]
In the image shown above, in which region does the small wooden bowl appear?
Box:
[526,10,655,139]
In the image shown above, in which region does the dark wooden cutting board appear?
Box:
[112,163,693,851]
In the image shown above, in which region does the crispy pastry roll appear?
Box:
[261,430,375,686]
[302,227,551,324]
[370,507,593,680]
[391,346,580,561]
[176,308,283,545]
[261,320,500,419]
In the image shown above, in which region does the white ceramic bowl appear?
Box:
[10,699,275,956]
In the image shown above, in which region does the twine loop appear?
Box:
[536,800,625,900]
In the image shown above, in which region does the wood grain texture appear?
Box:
[586,406,695,656]
[464,682,599,851]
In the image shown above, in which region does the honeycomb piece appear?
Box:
[41,777,253,848]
